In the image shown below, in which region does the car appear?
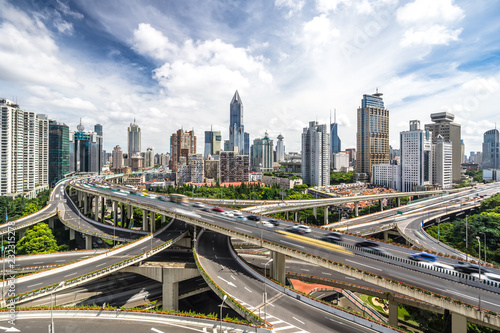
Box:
[355,240,379,248]
[409,252,437,262]
[230,210,243,216]
[257,221,275,228]
[211,207,224,213]
[320,235,341,244]
[192,202,206,208]
[220,211,234,217]
[364,247,390,256]
[286,225,312,234]
[200,207,211,212]
[235,216,248,221]
[267,219,280,226]
[453,262,491,274]
[247,215,261,221]
[326,231,343,241]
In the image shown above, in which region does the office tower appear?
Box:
[223,140,230,152]
[160,153,171,168]
[332,152,349,171]
[276,134,285,163]
[425,112,461,183]
[400,120,432,192]
[356,91,390,181]
[251,132,274,172]
[433,135,453,189]
[220,150,249,183]
[112,145,124,169]
[204,127,222,158]
[301,121,330,187]
[482,129,499,170]
[127,120,141,165]
[345,148,356,165]
[94,124,104,172]
[49,120,69,186]
[141,147,154,168]
[330,109,341,153]
[372,164,401,191]
[189,154,204,183]
[0,99,49,196]
[69,120,103,174]
[228,90,249,155]
[171,128,196,172]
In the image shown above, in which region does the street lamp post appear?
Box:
[479,232,486,263]
[465,216,469,262]
[476,236,481,281]
[50,281,65,333]
[264,258,273,323]
[220,294,227,333]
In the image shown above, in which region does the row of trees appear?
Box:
[0,190,51,224]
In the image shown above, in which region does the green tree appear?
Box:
[16,223,60,255]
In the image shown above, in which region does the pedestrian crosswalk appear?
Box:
[231,297,309,333]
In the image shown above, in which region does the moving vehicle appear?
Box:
[257,221,275,228]
[192,202,206,208]
[170,194,189,205]
[321,235,341,244]
[247,215,261,221]
[409,252,437,262]
[267,219,280,226]
[235,216,248,221]
[286,225,312,234]
[355,240,379,248]
[326,231,343,241]
[453,262,490,274]
[220,211,234,217]
[211,207,224,213]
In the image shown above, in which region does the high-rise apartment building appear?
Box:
[356,91,390,181]
[482,129,499,170]
[127,120,141,165]
[433,135,453,189]
[400,121,432,192]
[69,120,103,174]
[0,99,49,197]
[189,154,205,183]
[330,110,341,153]
[276,134,285,163]
[251,132,274,172]
[220,150,249,183]
[112,145,124,169]
[424,112,461,183]
[94,124,104,172]
[49,120,69,186]
[204,128,222,158]
[301,121,330,187]
[171,128,196,172]
[141,147,154,168]
[228,90,249,155]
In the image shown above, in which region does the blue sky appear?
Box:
[1,0,500,156]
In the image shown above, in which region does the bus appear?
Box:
[170,194,189,205]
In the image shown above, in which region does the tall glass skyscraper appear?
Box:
[330,110,341,153]
[49,120,69,186]
[127,120,141,162]
[229,90,249,155]
[204,127,222,158]
[482,129,499,169]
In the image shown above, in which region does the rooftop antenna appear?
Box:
[330,109,331,126]
[334,108,337,123]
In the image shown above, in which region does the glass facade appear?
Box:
[49,120,69,186]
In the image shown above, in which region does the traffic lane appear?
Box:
[11,221,185,297]
[197,231,377,333]
[5,250,106,269]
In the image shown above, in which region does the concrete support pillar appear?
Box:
[113,201,118,227]
[286,212,289,220]
[451,312,467,333]
[383,231,389,241]
[397,197,401,207]
[313,207,317,218]
[379,199,384,211]
[101,197,106,222]
[83,193,88,216]
[151,213,156,233]
[354,202,359,217]
[161,215,166,225]
[324,206,328,225]
[294,211,298,222]
[270,251,286,285]
[94,196,99,222]
[69,228,75,241]
[85,235,93,250]
[143,210,149,232]
[48,218,55,229]
[388,297,398,327]
[18,229,26,239]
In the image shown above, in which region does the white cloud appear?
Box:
[275,0,305,16]
[131,23,178,60]
[316,0,350,13]
[397,0,464,25]
[302,15,340,55]
[400,25,462,47]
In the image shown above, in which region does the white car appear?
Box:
[235,216,248,221]
[220,211,234,217]
[257,221,275,228]
[230,210,243,216]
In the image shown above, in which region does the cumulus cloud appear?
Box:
[397,0,464,25]
[401,25,462,47]
[275,0,305,16]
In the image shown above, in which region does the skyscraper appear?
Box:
[69,120,103,174]
[49,120,69,186]
[251,132,274,172]
[228,90,249,155]
[127,120,141,165]
[94,124,103,173]
[220,150,249,183]
[204,127,222,158]
[302,121,330,187]
[356,91,390,181]
[276,134,285,163]
[433,135,453,189]
[482,129,499,170]
[400,121,432,192]
[330,109,341,153]
[425,112,461,183]
[112,145,124,169]
[171,128,196,172]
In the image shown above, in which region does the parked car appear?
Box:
[409,252,437,262]
[267,219,280,226]
[247,215,261,221]
[355,240,379,248]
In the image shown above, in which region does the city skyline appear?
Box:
[1,0,500,154]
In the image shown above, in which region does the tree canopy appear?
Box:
[16,223,60,255]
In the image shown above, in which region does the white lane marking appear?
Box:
[344,276,356,280]
[322,272,332,275]
[27,283,42,288]
[345,259,382,271]
[445,289,476,300]
[64,272,77,277]
[244,287,252,293]
[230,275,236,280]
[279,240,305,249]
[274,325,297,331]
[269,319,284,324]
[292,316,305,325]
[300,269,310,272]
[0,326,20,332]
[96,262,107,267]
[217,276,236,287]
[33,262,44,264]
[235,227,252,234]
[268,303,275,307]
[151,328,164,333]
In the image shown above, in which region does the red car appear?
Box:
[211,207,224,212]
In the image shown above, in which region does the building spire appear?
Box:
[231,90,242,104]
[334,108,336,123]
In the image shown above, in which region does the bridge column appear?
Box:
[151,212,156,233]
[161,215,165,225]
[83,193,89,216]
[113,201,118,227]
[100,197,106,222]
[294,211,298,222]
[85,235,93,250]
[48,217,55,229]
[379,199,383,211]
[354,202,359,217]
[18,229,26,239]
[286,212,289,220]
[128,205,133,228]
[388,296,398,327]
[397,197,401,207]
[143,210,149,231]
[69,228,75,241]
[383,231,389,241]
[324,207,328,225]
[313,207,317,218]
[451,312,467,333]
[94,195,99,221]
[270,251,286,285]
